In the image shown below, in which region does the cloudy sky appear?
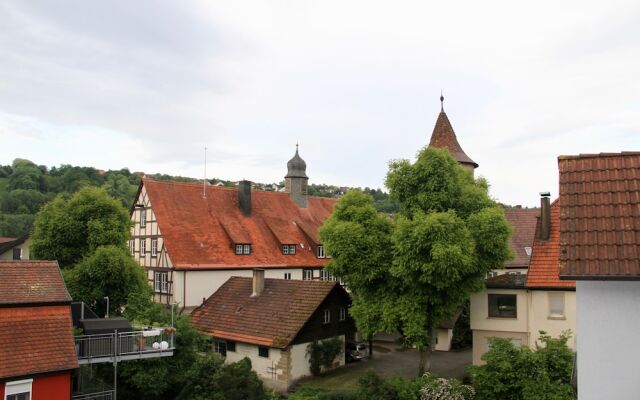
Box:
[1,1,639,206]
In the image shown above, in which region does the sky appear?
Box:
[1,1,639,207]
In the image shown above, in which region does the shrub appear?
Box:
[307,338,344,376]
[419,373,475,400]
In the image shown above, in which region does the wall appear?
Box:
[577,281,640,400]
[435,328,453,351]
[472,330,529,365]
[33,373,72,400]
[528,290,576,349]
[174,268,304,308]
[0,238,31,260]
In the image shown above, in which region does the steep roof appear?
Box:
[503,208,539,269]
[0,305,78,379]
[0,260,72,305]
[191,277,339,348]
[0,235,28,255]
[558,152,640,280]
[527,200,576,289]
[428,110,478,168]
[143,179,336,270]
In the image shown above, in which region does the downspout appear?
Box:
[527,290,531,348]
[183,271,187,312]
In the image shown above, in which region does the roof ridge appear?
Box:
[558,151,640,160]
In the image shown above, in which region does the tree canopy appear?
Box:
[320,147,512,374]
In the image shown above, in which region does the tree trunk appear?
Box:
[368,338,373,360]
[418,346,429,376]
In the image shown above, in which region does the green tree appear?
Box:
[64,245,148,316]
[7,159,45,191]
[31,187,131,268]
[321,148,512,375]
[103,173,137,208]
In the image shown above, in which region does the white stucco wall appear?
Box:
[577,281,640,400]
[529,290,576,350]
[435,328,453,351]
[224,342,284,382]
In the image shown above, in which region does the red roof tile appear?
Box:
[143,179,336,270]
[0,305,78,379]
[428,111,478,168]
[504,208,539,268]
[191,277,339,347]
[527,200,576,289]
[0,261,72,305]
[558,152,640,279]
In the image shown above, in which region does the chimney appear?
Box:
[539,192,551,241]
[251,269,265,297]
[238,180,252,216]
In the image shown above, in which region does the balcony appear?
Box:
[72,390,114,400]
[75,329,175,365]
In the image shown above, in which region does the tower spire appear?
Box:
[440,90,444,112]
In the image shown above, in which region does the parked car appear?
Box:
[346,341,367,362]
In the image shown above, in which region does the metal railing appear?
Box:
[75,329,175,363]
[72,390,114,400]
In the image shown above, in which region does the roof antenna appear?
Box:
[440,90,444,112]
[203,146,207,199]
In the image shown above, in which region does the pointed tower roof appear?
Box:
[428,95,478,169]
[286,144,308,178]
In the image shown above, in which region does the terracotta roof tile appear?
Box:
[557,152,640,279]
[0,305,78,379]
[428,111,478,168]
[0,261,72,304]
[143,180,336,270]
[191,277,339,347]
[527,200,576,289]
[504,208,539,268]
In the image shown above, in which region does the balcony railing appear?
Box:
[72,390,114,400]
[75,329,175,364]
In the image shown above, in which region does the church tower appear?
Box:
[428,95,478,175]
[285,144,309,208]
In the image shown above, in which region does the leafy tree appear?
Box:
[468,332,575,400]
[0,189,51,214]
[103,173,138,208]
[7,159,45,191]
[0,214,35,237]
[64,245,148,316]
[31,187,131,268]
[321,148,512,374]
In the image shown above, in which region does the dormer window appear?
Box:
[317,245,325,258]
[282,244,296,255]
[235,244,251,255]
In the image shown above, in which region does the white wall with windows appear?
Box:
[529,290,576,350]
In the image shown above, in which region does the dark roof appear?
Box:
[191,277,340,348]
[80,317,132,335]
[0,235,28,255]
[504,208,539,268]
[558,152,640,280]
[142,179,336,270]
[0,260,71,305]
[428,111,478,168]
[527,200,575,289]
[0,305,78,379]
[486,273,527,289]
[71,302,99,327]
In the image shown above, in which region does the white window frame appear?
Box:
[340,307,346,321]
[129,240,135,256]
[140,238,146,255]
[548,292,565,319]
[5,379,32,400]
[320,269,329,281]
[282,245,289,255]
[303,269,313,280]
[235,244,243,255]
[243,244,251,255]
[161,272,168,293]
[154,272,161,292]
[284,272,292,280]
[317,245,325,258]
[140,209,147,228]
[323,309,331,324]
[151,239,158,257]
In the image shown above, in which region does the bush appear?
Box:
[419,373,475,400]
[307,338,344,376]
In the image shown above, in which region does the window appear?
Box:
[549,292,565,318]
[140,238,146,255]
[12,247,21,260]
[339,307,346,321]
[140,209,147,227]
[154,272,168,294]
[129,240,134,256]
[258,346,269,358]
[282,244,296,255]
[320,269,329,281]
[151,239,158,257]
[317,245,325,258]
[303,269,313,280]
[284,272,292,280]
[227,341,236,352]
[213,340,227,357]
[323,309,331,324]
[488,294,517,318]
[235,244,251,255]
[5,379,32,400]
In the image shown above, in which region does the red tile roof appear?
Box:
[143,179,336,270]
[527,200,576,289]
[558,152,640,280]
[428,111,478,168]
[0,305,78,379]
[0,261,72,305]
[504,208,539,268]
[191,277,339,348]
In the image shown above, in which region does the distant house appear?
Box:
[494,207,539,275]
[129,148,338,311]
[558,152,640,400]
[0,235,30,260]
[471,196,576,365]
[0,260,78,400]
[191,269,356,392]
